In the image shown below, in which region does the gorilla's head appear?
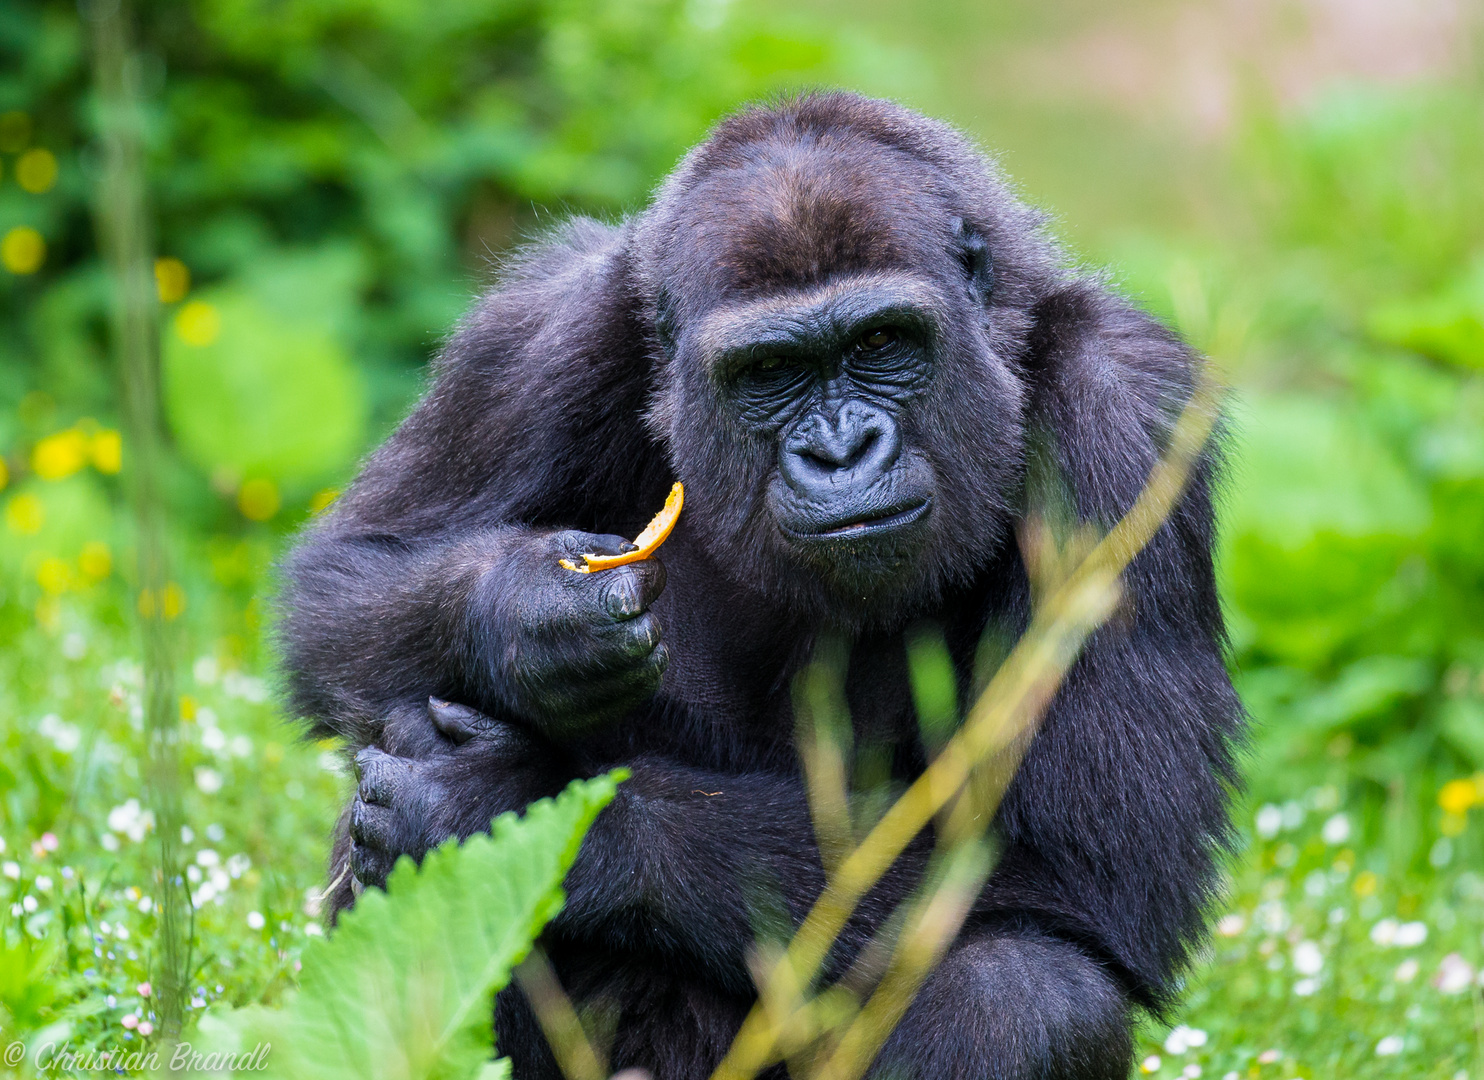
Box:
[636,93,1059,625]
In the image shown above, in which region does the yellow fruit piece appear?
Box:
[560,482,684,574]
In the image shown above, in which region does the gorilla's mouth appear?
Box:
[810,499,932,539]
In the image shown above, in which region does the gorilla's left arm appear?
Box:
[875,282,1243,1080]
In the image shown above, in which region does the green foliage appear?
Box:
[1199,83,1484,864]
[0,0,869,528]
[209,773,621,1080]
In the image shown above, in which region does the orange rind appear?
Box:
[560,482,684,574]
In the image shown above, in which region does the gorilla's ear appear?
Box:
[951,216,994,304]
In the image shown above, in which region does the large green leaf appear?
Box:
[211,773,621,1080]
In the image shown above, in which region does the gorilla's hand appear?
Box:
[349,699,539,890]
[480,530,668,741]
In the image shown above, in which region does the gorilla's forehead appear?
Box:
[687,271,948,373]
[660,136,957,300]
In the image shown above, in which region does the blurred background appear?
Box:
[1,1,1482,1076]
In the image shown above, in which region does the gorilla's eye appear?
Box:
[859,327,897,350]
[755,356,785,373]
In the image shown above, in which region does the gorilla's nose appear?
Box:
[781,401,902,496]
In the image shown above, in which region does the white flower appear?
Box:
[1375,1036,1403,1056]
[137,896,153,913]
[1216,913,1245,937]
[222,672,267,703]
[193,656,220,685]
[1292,941,1323,976]
[201,727,227,752]
[106,799,154,842]
[3,861,20,880]
[1370,918,1398,946]
[1182,1067,1202,1079]
[1395,958,1420,983]
[226,854,251,878]
[37,713,81,753]
[231,735,252,758]
[305,922,324,936]
[1394,921,1428,947]
[1321,813,1350,844]
[1293,977,1319,996]
[246,911,266,930]
[1255,804,1282,839]
[35,875,51,892]
[1434,954,1475,994]
[194,767,223,794]
[196,849,220,868]
[1140,1055,1161,1074]
[1165,1027,1190,1054]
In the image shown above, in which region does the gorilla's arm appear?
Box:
[866,283,1241,1080]
[990,281,1242,1007]
[281,219,672,746]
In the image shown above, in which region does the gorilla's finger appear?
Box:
[350,840,395,890]
[349,797,399,850]
[557,531,631,559]
[428,697,493,744]
[356,747,409,807]
[593,610,663,659]
[598,559,666,620]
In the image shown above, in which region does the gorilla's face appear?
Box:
[696,274,943,588]
[643,134,1032,625]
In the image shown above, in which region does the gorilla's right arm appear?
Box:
[281,222,916,988]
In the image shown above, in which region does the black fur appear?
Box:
[281,92,1243,1080]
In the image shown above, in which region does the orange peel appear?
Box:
[559,482,684,573]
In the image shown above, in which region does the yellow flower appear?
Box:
[2,226,45,274]
[309,488,339,514]
[137,582,186,621]
[174,300,220,346]
[5,493,44,535]
[238,477,280,522]
[36,556,70,595]
[79,541,112,581]
[15,148,57,194]
[91,429,123,474]
[179,695,197,721]
[1353,870,1379,897]
[32,428,89,481]
[155,257,190,303]
[1438,777,1477,816]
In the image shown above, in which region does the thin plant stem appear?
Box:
[514,947,608,1080]
[86,0,188,1044]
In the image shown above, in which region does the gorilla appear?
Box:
[281,93,1243,1080]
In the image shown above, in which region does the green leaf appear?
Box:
[218,773,622,1080]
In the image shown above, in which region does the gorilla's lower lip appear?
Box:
[805,499,932,538]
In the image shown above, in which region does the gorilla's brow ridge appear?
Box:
[689,271,947,375]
